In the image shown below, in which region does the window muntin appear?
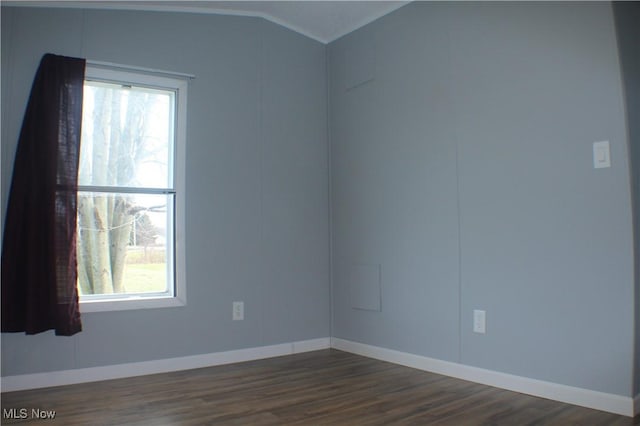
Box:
[77,66,186,311]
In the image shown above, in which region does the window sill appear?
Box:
[79,295,186,313]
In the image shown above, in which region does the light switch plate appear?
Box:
[593,141,611,169]
[473,310,486,334]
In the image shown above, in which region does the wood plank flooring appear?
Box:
[1,349,636,425]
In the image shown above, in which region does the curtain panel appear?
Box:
[2,53,85,336]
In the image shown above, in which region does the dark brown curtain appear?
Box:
[2,54,85,336]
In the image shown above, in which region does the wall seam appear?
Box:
[258,19,266,346]
[442,9,464,365]
[325,43,334,339]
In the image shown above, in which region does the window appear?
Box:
[77,65,187,312]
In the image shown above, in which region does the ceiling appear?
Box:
[4,1,411,44]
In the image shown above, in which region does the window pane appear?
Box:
[79,81,174,189]
[77,192,174,297]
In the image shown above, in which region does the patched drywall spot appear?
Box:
[350,263,381,311]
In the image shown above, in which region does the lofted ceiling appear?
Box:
[3,1,411,43]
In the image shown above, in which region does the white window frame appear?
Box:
[78,65,187,313]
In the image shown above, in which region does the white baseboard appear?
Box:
[331,337,634,417]
[0,337,330,393]
[634,394,640,417]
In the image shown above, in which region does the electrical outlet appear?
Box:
[473,310,486,334]
[233,301,244,321]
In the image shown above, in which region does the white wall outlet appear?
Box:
[593,141,611,169]
[232,301,244,321]
[473,309,486,334]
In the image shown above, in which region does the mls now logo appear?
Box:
[3,408,56,419]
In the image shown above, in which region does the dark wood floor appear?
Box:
[1,349,635,425]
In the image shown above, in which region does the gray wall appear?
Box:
[329,2,634,397]
[1,7,330,375]
[613,1,640,397]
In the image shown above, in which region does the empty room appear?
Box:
[1,1,639,424]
